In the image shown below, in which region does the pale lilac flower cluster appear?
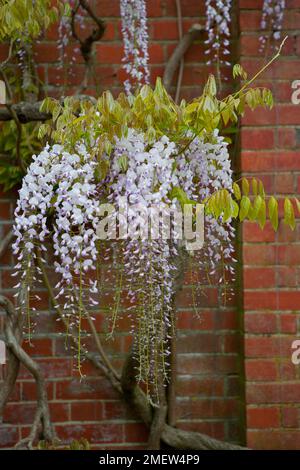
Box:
[205,0,232,67]
[13,143,100,360]
[120,0,150,94]
[106,129,235,389]
[179,130,235,289]
[58,1,85,76]
[260,0,285,51]
[107,130,179,389]
[13,128,235,388]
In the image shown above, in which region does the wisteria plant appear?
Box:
[11,40,298,402]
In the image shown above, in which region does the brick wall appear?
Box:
[0,0,299,450]
[240,0,300,450]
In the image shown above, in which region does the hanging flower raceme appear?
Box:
[12,143,101,372]
[106,130,180,399]
[120,0,150,94]
[180,131,236,297]
[260,0,286,51]
[205,0,232,71]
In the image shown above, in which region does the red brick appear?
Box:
[150,19,178,40]
[279,359,297,380]
[177,398,238,419]
[278,291,300,310]
[177,376,224,397]
[96,44,123,63]
[34,43,59,62]
[243,245,276,265]
[245,359,278,381]
[55,423,122,444]
[240,35,295,57]
[71,402,103,421]
[243,221,275,243]
[55,378,119,400]
[123,423,148,443]
[278,267,297,287]
[177,310,214,330]
[22,338,53,357]
[247,383,300,404]
[245,313,277,334]
[282,407,300,428]
[245,336,292,358]
[244,291,277,310]
[277,245,300,265]
[241,129,274,150]
[280,314,297,333]
[274,173,295,194]
[278,128,296,149]
[247,407,280,428]
[247,429,300,450]
[177,355,239,376]
[243,267,275,289]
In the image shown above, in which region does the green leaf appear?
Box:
[268,196,278,231]
[233,64,248,80]
[257,199,266,229]
[233,182,241,200]
[203,74,217,96]
[252,178,258,196]
[241,177,250,196]
[284,198,296,230]
[118,154,128,172]
[250,195,263,221]
[170,187,194,208]
[239,196,251,221]
[258,179,265,198]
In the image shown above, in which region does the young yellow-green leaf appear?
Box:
[252,178,258,196]
[233,64,248,80]
[268,196,278,231]
[239,195,251,221]
[284,198,296,230]
[257,199,266,229]
[233,182,241,200]
[203,74,217,97]
[241,177,250,196]
[170,187,194,208]
[262,88,274,109]
[250,195,263,221]
[118,155,128,172]
[258,179,265,198]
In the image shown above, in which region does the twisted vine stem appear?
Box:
[0,295,54,449]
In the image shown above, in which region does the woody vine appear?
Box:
[0,0,295,451]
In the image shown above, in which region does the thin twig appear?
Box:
[175,0,184,104]
[36,253,121,389]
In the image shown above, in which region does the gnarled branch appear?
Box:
[121,345,248,450]
[163,24,204,92]
[0,295,54,448]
